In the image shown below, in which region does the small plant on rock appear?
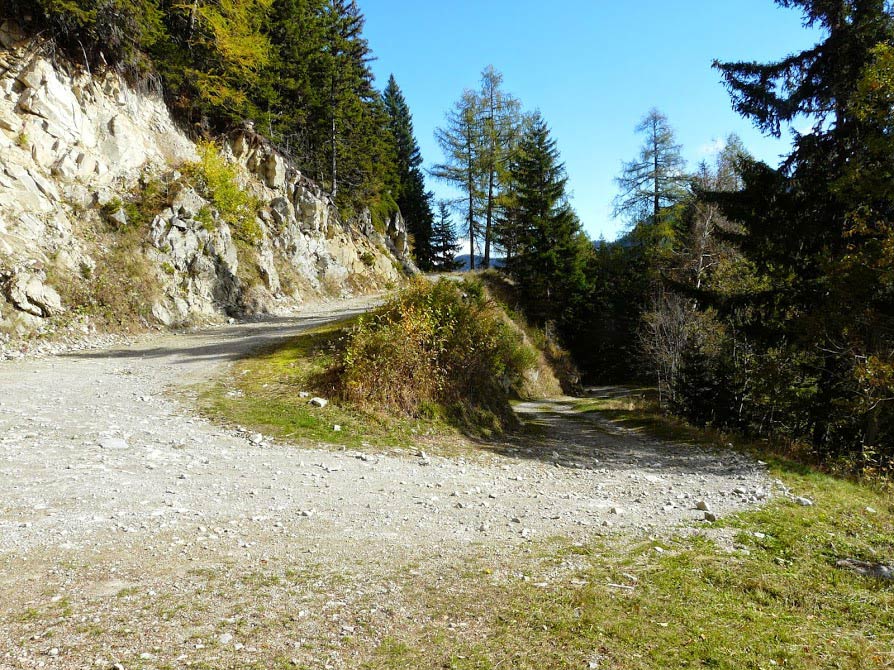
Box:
[183,141,263,244]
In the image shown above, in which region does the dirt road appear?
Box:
[0,297,771,668]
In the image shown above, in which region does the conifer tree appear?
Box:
[266,0,326,151]
[433,91,482,268]
[614,109,688,226]
[505,113,590,325]
[431,201,462,271]
[152,0,276,127]
[703,0,894,456]
[384,75,435,269]
[477,66,521,268]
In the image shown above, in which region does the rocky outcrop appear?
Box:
[0,36,414,340]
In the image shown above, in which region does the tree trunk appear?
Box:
[467,148,475,272]
[330,117,337,198]
[653,118,660,223]
[483,168,494,268]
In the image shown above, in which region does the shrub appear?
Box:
[183,141,263,244]
[331,278,537,428]
[9,0,164,75]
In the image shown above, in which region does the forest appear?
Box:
[430,0,894,475]
[9,0,894,473]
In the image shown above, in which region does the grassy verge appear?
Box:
[361,441,894,670]
[365,474,893,669]
[570,388,726,445]
[201,278,569,454]
[573,389,894,486]
[199,319,462,452]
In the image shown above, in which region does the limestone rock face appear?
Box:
[3,269,63,317]
[0,34,414,340]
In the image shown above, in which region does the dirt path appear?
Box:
[0,297,773,668]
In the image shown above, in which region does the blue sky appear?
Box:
[360,0,822,241]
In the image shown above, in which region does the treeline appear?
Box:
[436,1,894,472]
[432,68,593,368]
[6,0,441,267]
[588,0,894,472]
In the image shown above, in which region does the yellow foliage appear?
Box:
[194,0,273,78]
[183,141,262,244]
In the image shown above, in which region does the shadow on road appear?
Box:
[61,308,371,367]
[474,390,756,479]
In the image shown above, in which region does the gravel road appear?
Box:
[0,296,773,668]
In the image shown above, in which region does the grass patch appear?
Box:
[357,387,894,668]
[200,319,458,451]
[201,278,567,451]
[362,464,894,670]
[571,388,717,445]
[477,270,580,396]
[574,388,894,488]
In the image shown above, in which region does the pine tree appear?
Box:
[432,90,482,269]
[705,0,894,456]
[614,109,688,226]
[504,113,590,325]
[384,75,435,269]
[431,201,462,271]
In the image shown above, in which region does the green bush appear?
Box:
[183,142,263,244]
[9,0,164,75]
[332,278,537,428]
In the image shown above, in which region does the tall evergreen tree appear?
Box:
[614,109,688,226]
[266,0,326,153]
[384,75,435,269]
[504,113,590,326]
[703,0,894,457]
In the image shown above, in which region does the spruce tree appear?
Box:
[706,0,894,456]
[266,0,327,153]
[431,201,462,271]
[384,75,435,269]
[505,113,590,326]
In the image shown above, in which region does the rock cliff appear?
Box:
[0,29,413,345]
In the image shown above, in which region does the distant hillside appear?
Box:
[455,255,506,271]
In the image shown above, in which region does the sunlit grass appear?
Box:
[363,462,894,670]
[199,319,463,453]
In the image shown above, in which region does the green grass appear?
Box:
[199,319,460,452]
[362,463,894,670]
[571,389,719,445]
[362,388,894,669]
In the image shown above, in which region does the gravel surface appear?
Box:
[0,295,773,668]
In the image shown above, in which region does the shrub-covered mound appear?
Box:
[331,278,538,431]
